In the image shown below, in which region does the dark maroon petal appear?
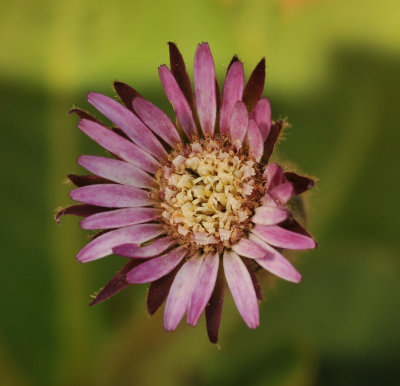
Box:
[89,259,142,306]
[205,268,225,344]
[280,217,315,239]
[113,81,141,112]
[242,257,263,301]
[55,204,109,223]
[242,57,265,112]
[147,265,180,315]
[67,174,112,187]
[284,172,315,195]
[68,108,102,124]
[263,119,286,164]
[168,42,195,112]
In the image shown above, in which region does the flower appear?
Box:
[57,42,316,343]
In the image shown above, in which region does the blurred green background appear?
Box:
[1,0,400,385]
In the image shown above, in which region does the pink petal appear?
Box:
[250,98,271,141]
[193,43,216,136]
[70,184,153,208]
[252,224,316,250]
[159,65,197,140]
[78,155,157,189]
[127,246,188,284]
[132,97,182,147]
[220,60,244,136]
[223,251,259,329]
[77,223,164,263]
[232,238,268,259]
[263,163,284,190]
[249,234,302,283]
[78,119,159,174]
[80,207,161,230]
[187,252,219,326]
[270,182,295,204]
[87,92,168,161]
[164,253,204,331]
[251,206,288,225]
[246,119,264,162]
[229,101,248,150]
[113,236,176,258]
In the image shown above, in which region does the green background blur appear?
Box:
[1,0,399,385]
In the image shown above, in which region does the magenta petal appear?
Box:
[251,206,288,225]
[78,119,159,174]
[232,238,267,259]
[220,61,244,136]
[270,182,295,204]
[159,65,197,140]
[223,251,259,329]
[70,184,153,208]
[229,101,248,149]
[87,92,168,161]
[194,43,216,136]
[78,155,157,189]
[263,163,284,190]
[249,234,302,283]
[250,98,271,141]
[80,207,161,230]
[113,236,176,258]
[246,119,264,162]
[164,253,204,331]
[252,224,316,250]
[127,246,188,284]
[132,97,182,147]
[77,224,164,263]
[187,252,219,326]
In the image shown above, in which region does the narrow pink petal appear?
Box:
[250,98,271,141]
[78,155,157,189]
[164,253,204,331]
[270,182,295,204]
[246,119,264,162]
[232,238,268,259]
[252,224,316,250]
[251,206,288,225]
[87,92,168,160]
[249,234,302,283]
[220,61,244,136]
[159,65,197,140]
[78,119,159,174]
[113,236,176,258]
[80,207,161,230]
[127,246,188,284]
[77,223,164,263]
[263,163,284,190]
[261,193,278,207]
[223,251,259,329]
[70,184,153,208]
[132,97,182,147]
[187,252,219,326]
[229,101,248,150]
[194,43,216,136]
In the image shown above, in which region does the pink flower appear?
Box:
[57,42,316,343]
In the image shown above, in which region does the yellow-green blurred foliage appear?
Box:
[1,0,399,385]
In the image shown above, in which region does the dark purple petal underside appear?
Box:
[168,42,195,112]
[113,81,141,112]
[284,172,315,195]
[67,174,113,187]
[242,58,266,112]
[205,269,225,344]
[215,78,221,115]
[68,108,102,124]
[263,119,286,164]
[242,257,263,301]
[281,217,315,240]
[89,259,142,306]
[55,204,109,223]
[147,265,180,315]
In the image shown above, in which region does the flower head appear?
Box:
[57,42,316,343]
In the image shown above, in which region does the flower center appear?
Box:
[156,138,264,252]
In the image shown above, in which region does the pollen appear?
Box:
[156,138,264,251]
